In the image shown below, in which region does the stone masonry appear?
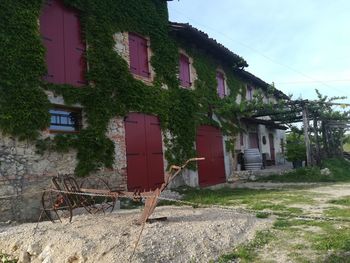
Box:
[0,116,127,222]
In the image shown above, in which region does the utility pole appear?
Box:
[302,103,312,166]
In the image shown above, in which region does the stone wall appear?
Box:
[0,116,127,222]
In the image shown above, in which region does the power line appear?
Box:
[276,79,350,85]
[169,6,350,97]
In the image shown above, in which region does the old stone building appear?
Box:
[0,0,288,221]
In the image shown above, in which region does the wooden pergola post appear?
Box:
[302,104,312,166]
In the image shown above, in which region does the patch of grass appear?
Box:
[324,207,350,218]
[216,230,275,263]
[255,211,270,218]
[259,158,350,183]
[273,218,332,230]
[288,252,312,263]
[178,186,314,214]
[323,253,350,263]
[328,196,350,206]
[119,198,142,209]
[0,253,17,263]
[311,226,350,251]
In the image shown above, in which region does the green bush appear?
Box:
[285,131,306,162]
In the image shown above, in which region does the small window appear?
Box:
[216,71,226,98]
[179,54,191,88]
[128,33,150,78]
[247,86,253,100]
[49,107,82,133]
[240,132,244,146]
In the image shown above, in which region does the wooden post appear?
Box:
[321,121,329,157]
[313,118,321,165]
[302,104,312,166]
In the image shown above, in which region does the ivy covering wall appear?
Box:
[0,0,263,176]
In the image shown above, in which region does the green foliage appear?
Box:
[260,158,350,182]
[285,130,306,162]
[0,0,50,140]
[0,0,266,176]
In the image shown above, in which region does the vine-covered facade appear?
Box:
[0,0,287,221]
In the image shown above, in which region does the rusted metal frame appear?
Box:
[41,158,204,224]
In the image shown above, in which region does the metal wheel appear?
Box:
[41,190,73,223]
[80,177,116,214]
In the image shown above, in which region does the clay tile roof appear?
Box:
[234,69,289,100]
[170,22,248,69]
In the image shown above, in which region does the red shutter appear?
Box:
[40,0,65,84]
[128,33,149,78]
[216,72,225,98]
[63,5,86,86]
[129,33,139,75]
[40,0,85,86]
[179,54,191,88]
[139,38,150,77]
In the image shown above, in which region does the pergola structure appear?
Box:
[251,98,350,166]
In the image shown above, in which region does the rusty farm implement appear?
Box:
[41,157,204,224]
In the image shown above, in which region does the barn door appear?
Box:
[125,113,164,191]
[196,126,226,186]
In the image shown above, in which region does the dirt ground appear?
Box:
[0,206,271,263]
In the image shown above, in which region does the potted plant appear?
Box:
[285,131,306,168]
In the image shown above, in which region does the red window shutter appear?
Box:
[129,33,139,75]
[40,0,86,86]
[138,37,150,78]
[63,5,86,86]
[216,72,225,98]
[40,0,65,84]
[179,54,191,88]
[129,33,150,78]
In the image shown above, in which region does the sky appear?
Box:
[168,0,350,103]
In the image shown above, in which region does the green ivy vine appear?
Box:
[1,0,273,177]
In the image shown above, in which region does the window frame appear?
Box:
[49,105,83,134]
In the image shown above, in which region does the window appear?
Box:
[247,86,253,100]
[179,54,191,88]
[240,132,244,146]
[128,33,150,78]
[40,0,86,86]
[49,107,82,133]
[216,71,226,98]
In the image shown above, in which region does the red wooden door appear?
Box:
[269,133,275,162]
[248,132,259,149]
[196,126,226,186]
[125,113,164,191]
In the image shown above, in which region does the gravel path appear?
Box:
[0,206,271,263]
